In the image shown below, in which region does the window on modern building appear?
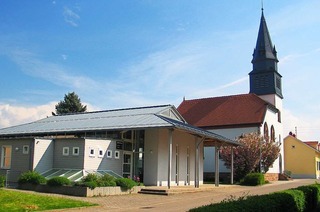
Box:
[22,145,29,154]
[89,148,95,157]
[1,146,12,169]
[264,122,269,142]
[107,150,112,158]
[270,125,275,142]
[99,149,104,158]
[73,147,79,156]
[115,151,120,159]
[62,147,69,156]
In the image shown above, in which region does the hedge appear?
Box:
[190,184,320,212]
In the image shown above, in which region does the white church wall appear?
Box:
[262,107,284,174]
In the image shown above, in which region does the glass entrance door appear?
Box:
[123,152,132,178]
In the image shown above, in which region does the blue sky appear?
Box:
[0,1,320,141]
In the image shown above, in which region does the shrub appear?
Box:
[47,176,71,187]
[18,171,46,185]
[0,175,5,187]
[82,173,98,182]
[115,178,137,190]
[242,173,264,186]
[80,174,117,189]
[83,181,98,190]
[98,174,116,187]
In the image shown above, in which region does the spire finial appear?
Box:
[261,0,264,11]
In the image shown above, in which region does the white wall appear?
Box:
[144,129,159,186]
[262,107,284,174]
[33,138,54,173]
[143,128,203,186]
[84,139,112,170]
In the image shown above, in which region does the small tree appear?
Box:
[54,92,87,115]
[220,132,280,181]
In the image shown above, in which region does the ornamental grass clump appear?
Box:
[18,171,47,185]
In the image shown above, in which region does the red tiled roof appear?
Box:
[177,93,268,128]
[304,141,319,150]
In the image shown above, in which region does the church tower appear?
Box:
[249,9,283,106]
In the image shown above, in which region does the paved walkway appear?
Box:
[12,179,320,211]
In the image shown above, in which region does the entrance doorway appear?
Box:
[123,152,132,178]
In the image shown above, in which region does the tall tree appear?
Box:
[54,92,87,115]
[220,132,280,181]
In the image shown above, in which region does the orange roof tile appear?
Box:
[177,93,268,128]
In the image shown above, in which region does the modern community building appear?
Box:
[178,9,284,181]
[0,105,238,187]
[0,9,289,187]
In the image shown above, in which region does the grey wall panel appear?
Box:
[53,138,85,169]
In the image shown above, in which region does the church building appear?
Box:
[178,9,284,181]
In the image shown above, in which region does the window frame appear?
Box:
[62,147,69,156]
[22,145,29,154]
[115,150,120,159]
[72,147,80,156]
[106,150,112,158]
[98,149,104,158]
[89,147,95,157]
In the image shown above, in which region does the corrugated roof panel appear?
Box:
[0,105,173,135]
[0,104,239,146]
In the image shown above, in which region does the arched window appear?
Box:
[264,122,269,142]
[270,125,275,142]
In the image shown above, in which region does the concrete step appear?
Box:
[138,189,168,195]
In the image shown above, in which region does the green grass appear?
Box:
[0,189,97,211]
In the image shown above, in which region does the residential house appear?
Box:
[284,135,320,179]
[0,105,238,187]
[178,9,284,181]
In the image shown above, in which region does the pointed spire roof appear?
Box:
[252,9,278,62]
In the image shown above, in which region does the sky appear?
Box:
[0,1,320,141]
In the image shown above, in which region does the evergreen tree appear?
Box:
[54,92,87,115]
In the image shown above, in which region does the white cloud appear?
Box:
[0,102,55,128]
[63,6,80,27]
[7,48,98,91]
[0,102,99,129]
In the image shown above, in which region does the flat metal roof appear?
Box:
[0,104,238,146]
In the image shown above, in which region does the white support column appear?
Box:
[215,144,220,187]
[195,137,199,188]
[168,129,173,189]
[231,146,234,185]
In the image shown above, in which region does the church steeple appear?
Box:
[249,9,283,99]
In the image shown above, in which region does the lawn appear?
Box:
[0,188,97,211]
